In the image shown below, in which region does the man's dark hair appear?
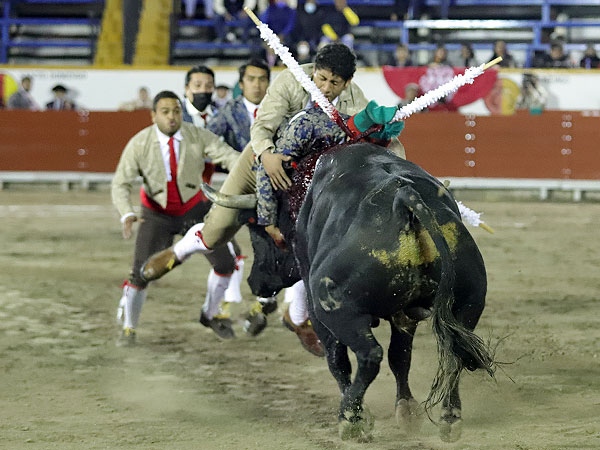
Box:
[185,65,215,86]
[238,58,271,83]
[21,76,32,83]
[152,91,181,111]
[314,43,356,81]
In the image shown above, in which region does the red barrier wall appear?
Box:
[0,110,598,180]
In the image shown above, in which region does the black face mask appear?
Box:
[191,92,212,111]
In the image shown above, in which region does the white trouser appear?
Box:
[284,280,308,326]
[119,283,147,329]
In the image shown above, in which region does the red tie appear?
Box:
[168,136,177,181]
[253,107,258,118]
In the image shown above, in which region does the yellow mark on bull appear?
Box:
[370,222,458,268]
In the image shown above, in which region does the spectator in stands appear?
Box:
[7,76,39,110]
[208,58,269,152]
[46,84,76,110]
[489,40,516,68]
[318,0,359,50]
[579,44,600,69]
[391,44,414,67]
[296,40,312,64]
[118,87,152,111]
[213,84,232,109]
[516,73,547,113]
[398,83,421,109]
[182,0,214,18]
[260,0,296,48]
[460,43,476,67]
[292,0,323,50]
[183,65,217,128]
[536,43,572,68]
[439,0,454,19]
[213,0,255,42]
[429,44,450,67]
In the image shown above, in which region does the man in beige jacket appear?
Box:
[112,90,240,346]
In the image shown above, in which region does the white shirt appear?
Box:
[242,96,260,125]
[155,125,183,182]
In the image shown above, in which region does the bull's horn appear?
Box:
[201,183,257,209]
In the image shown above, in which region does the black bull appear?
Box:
[210,142,495,442]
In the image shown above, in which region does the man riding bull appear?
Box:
[141,43,403,353]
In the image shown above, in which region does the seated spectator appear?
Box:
[296,40,313,64]
[391,44,414,67]
[536,43,572,68]
[292,0,323,50]
[118,87,152,111]
[46,84,76,110]
[429,44,450,67]
[516,73,547,113]
[318,0,358,50]
[213,0,255,42]
[7,76,39,110]
[460,43,476,67]
[260,0,296,47]
[398,83,421,109]
[213,84,232,109]
[489,40,516,68]
[579,44,600,69]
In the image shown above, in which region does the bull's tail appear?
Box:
[392,185,495,413]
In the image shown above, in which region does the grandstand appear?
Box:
[1,0,599,66]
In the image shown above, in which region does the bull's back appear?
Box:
[296,143,484,317]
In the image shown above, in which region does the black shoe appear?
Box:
[199,311,235,339]
[243,301,267,336]
[259,296,278,315]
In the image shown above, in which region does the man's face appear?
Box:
[185,72,214,102]
[22,79,31,91]
[152,98,182,136]
[312,68,350,102]
[551,47,563,60]
[240,65,269,104]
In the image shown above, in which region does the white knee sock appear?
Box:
[174,223,212,261]
[224,256,244,303]
[122,283,147,329]
[285,280,308,326]
[202,270,232,320]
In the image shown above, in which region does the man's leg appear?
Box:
[117,208,174,346]
[282,280,325,357]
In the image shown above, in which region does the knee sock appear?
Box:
[285,280,308,326]
[202,270,232,320]
[224,256,244,303]
[174,223,212,262]
[122,283,147,329]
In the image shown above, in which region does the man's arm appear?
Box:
[111,139,141,239]
[197,127,240,172]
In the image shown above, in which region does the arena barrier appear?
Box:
[0,109,598,199]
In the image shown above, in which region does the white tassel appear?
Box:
[394,64,485,121]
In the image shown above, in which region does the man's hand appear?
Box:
[261,152,292,190]
[265,225,286,250]
[122,215,141,239]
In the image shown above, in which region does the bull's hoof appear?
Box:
[395,398,424,435]
[439,407,462,443]
[338,407,374,442]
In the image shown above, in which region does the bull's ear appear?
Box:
[200,183,257,209]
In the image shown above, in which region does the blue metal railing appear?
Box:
[0,0,102,63]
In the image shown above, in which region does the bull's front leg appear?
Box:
[388,317,424,435]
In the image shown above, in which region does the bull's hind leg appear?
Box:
[439,381,462,442]
[319,312,382,442]
[311,318,352,394]
[388,319,424,435]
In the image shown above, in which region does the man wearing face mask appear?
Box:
[183,65,218,129]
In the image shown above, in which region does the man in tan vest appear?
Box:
[112,90,240,346]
